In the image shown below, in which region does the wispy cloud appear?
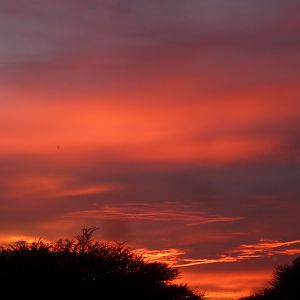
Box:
[63,203,242,226]
[133,247,245,268]
[138,239,300,268]
[228,239,300,257]
[134,248,185,265]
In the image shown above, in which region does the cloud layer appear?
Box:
[0,1,300,299]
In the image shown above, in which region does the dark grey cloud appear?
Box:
[0,153,299,245]
[1,0,299,94]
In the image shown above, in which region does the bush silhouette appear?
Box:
[240,256,300,300]
[0,228,203,300]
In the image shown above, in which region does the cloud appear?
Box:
[0,2,299,300]
[0,234,50,245]
[177,239,300,268]
[228,239,300,257]
[62,202,242,226]
[1,174,118,199]
[134,248,185,266]
[2,96,300,166]
[137,239,300,269]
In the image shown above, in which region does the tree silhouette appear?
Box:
[240,256,300,300]
[0,228,203,300]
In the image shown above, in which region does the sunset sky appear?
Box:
[1,1,300,299]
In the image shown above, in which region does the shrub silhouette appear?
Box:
[240,256,300,300]
[0,228,203,300]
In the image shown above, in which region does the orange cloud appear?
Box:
[136,239,300,269]
[0,234,50,245]
[228,239,300,257]
[125,238,300,299]
[134,248,185,266]
[176,239,300,268]
[132,247,274,299]
[1,81,299,165]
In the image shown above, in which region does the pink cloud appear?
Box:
[63,203,242,226]
[2,174,118,199]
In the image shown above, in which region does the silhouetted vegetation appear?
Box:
[0,228,203,299]
[240,256,300,300]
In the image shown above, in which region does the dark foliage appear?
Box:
[0,228,203,300]
[240,256,300,300]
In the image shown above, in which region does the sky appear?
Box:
[1,1,300,299]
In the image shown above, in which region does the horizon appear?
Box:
[1,1,300,299]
